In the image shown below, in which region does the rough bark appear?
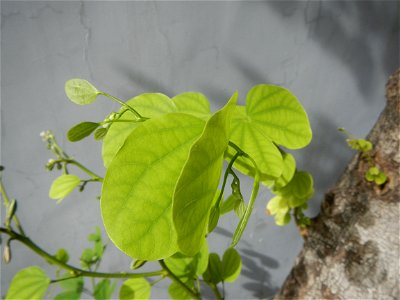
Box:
[274,70,400,300]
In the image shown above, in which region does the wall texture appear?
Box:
[1,1,398,299]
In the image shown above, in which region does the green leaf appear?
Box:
[65,79,100,105]
[59,274,83,293]
[102,93,175,168]
[168,281,191,300]
[172,92,211,119]
[278,171,314,208]
[272,152,296,189]
[220,194,238,215]
[94,127,108,140]
[101,113,205,260]
[67,122,99,142]
[275,211,291,226]
[173,92,238,256]
[226,106,283,180]
[266,196,289,216]
[119,278,151,300]
[246,84,312,149]
[164,239,209,278]
[375,171,387,185]
[222,248,242,282]
[94,279,116,300]
[88,226,102,242]
[6,266,50,300]
[55,248,69,264]
[208,206,220,233]
[49,174,81,201]
[202,253,222,284]
[54,291,81,300]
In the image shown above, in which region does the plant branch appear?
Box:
[99,92,148,122]
[0,180,25,236]
[210,283,224,300]
[0,227,166,279]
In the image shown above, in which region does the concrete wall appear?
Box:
[1,1,398,299]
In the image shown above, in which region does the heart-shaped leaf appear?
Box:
[101,113,205,260]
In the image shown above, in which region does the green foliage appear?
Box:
[365,166,387,185]
[65,79,100,105]
[67,122,100,142]
[5,266,50,300]
[2,79,315,300]
[49,174,81,201]
[94,279,116,300]
[120,278,151,300]
[339,128,387,186]
[173,92,237,256]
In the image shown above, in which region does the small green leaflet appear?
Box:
[65,79,100,105]
[120,278,151,300]
[173,92,237,256]
[49,174,81,201]
[168,281,191,300]
[67,122,100,142]
[203,253,223,284]
[101,113,206,260]
[222,248,242,282]
[94,279,116,300]
[6,266,50,300]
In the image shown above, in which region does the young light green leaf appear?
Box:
[6,266,50,300]
[120,278,151,300]
[65,79,100,105]
[173,92,238,256]
[49,174,81,201]
[102,93,175,167]
[278,171,314,207]
[202,253,223,284]
[220,194,238,215]
[130,259,147,270]
[94,279,116,300]
[172,92,211,119]
[59,274,84,293]
[222,248,242,282]
[94,127,108,140]
[101,113,205,260]
[275,211,291,226]
[246,84,312,149]
[67,122,100,142]
[164,239,209,278]
[55,248,69,264]
[226,105,283,181]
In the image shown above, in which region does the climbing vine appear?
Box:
[2,79,315,299]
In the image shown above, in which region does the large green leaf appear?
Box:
[102,93,175,167]
[6,266,50,300]
[172,92,210,119]
[119,278,151,300]
[101,113,205,260]
[246,84,312,149]
[173,93,237,256]
[226,106,283,181]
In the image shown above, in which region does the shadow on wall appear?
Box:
[265,1,399,103]
[239,248,279,299]
[297,113,353,216]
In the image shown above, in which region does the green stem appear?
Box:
[216,152,242,208]
[159,260,201,300]
[100,92,148,121]
[228,142,261,247]
[210,283,224,300]
[0,227,166,279]
[65,159,103,182]
[0,180,25,236]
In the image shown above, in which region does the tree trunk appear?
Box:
[274,70,400,300]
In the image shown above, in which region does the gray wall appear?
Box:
[1,1,398,299]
